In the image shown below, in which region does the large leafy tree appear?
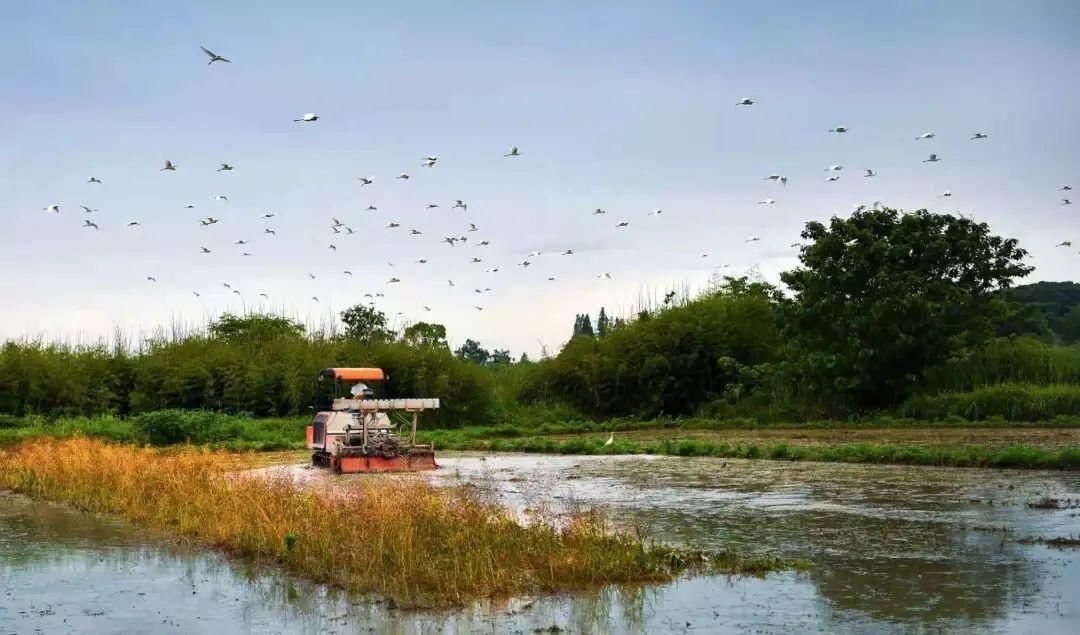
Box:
[339,304,392,342]
[402,322,448,348]
[454,339,490,364]
[780,207,1033,408]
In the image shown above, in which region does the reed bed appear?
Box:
[0,438,787,607]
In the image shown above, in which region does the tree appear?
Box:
[402,322,448,348]
[340,304,392,342]
[571,314,595,338]
[998,281,1080,341]
[780,207,1033,408]
[208,313,305,343]
[454,339,490,364]
[596,308,610,338]
[1062,305,1080,344]
[489,349,513,365]
[519,352,532,364]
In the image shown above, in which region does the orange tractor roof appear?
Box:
[320,367,385,381]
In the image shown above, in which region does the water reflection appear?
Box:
[3,455,1080,633]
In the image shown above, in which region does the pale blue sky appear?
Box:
[2,1,1078,354]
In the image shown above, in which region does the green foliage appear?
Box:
[899,383,1080,421]
[208,313,305,343]
[0,324,496,427]
[454,338,490,364]
[998,281,1080,341]
[1062,306,1080,344]
[402,322,448,348]
[522,278,782,417]
[780,208,1033,409]
[340,304,392,343]
[921,337,1080,392]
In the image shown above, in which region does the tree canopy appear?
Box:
[340,304,392,342]
[779,207,1033,407]
[208,313,305,343]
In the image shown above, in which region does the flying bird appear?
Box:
[453,200,468,211]
[425,203,439,210]
[598,272,612,280]
[864,169,876,177]
[448,280,455,287]
[468,223,478,232]
[80,205,95,214]
[915,132,935,140]
[485,267,499,273]
[329,243,337,251]
[826,165,843,172]
[410,229,422,235]
[396,172,410,180]
[184,204,196,209]
[745,236,761,243]
[562,249,574,256]
[971,132,988,140]
[260,293,268,299]
[161,160,176,171]
[387,277,401,284]
[82,220,98,230]
[415,258,428,264]
[242,252,252,257]
[504,146,521,157]
[648,208,663,216]
[1061,186,1073,191]
[200,46,231,64]
[527,250,542,258]
[264,229,276,236]
[518,260,531,268]
[87,177,101,184]
[424,306,432,312]
[386,222,400,228]
[940,190,952,197]
[146,276,157,282]
[1054,241,1072,247]
[307,273,317,280]
[358,177,374,186]
[1063,199,1073,205]
[421,156,438,167]
[312,297,319,303]
[126,221,140,227]
[735,98,754,106]
[593,208,607,215]
[826,175,841,182]
[193,292,201,298]
[470,257,483,263]
[757,198,776,205]
[365,205,377,212]
[344,270,353,276]
[200,246,211,254]
[262,213,274,219]
[222,282,232,289]
[478,240,490,246]
[923,154,940,163]
[615,221,630,228]
[294,113,319,122]
[443,237,458,246]
[234,239,248,245]
[218,163,234,172]
[215,195,228,202]
[829,126,849,133]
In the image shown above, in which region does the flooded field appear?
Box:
[3,453,1080,633]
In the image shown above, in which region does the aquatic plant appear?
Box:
[0,438,793,607]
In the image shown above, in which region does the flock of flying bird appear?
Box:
[37,48,1076,324]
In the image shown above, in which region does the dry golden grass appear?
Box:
[0,438,785,607]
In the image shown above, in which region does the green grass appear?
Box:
[3,410,1079,469]
[899,383,1080,421]
[431,435,1080,470]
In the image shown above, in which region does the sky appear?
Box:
[2,1,1078,356]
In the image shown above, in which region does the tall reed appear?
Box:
[0,438,785,606]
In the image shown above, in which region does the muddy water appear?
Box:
[3,455,1080,634]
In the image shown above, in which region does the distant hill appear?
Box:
[998,281,1080,342]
